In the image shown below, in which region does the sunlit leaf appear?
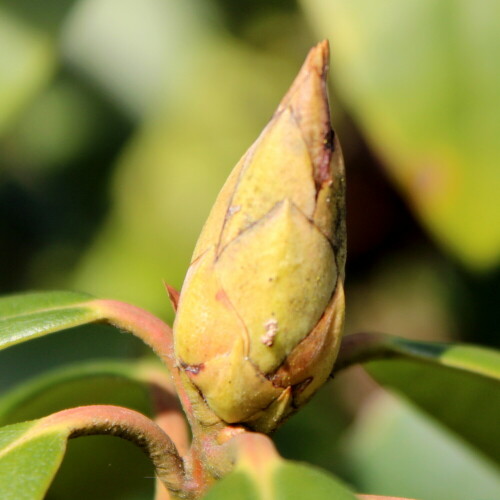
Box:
[0,291,172,372]
[203,470,259,500]
[0,360,171,500]
[0,420,67,500]
[302,0,500,269]
[273,462,357,500]
[204,460,358,500]
[0,291,98,350]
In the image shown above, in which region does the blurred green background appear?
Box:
[0,1,499,499]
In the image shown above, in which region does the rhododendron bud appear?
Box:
[173,40,346,432]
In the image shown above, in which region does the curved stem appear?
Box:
[91,300,176,370]
[139,365,190,456]
[145,371,190,500]
[39,405,188,497]
[89,299,199,430]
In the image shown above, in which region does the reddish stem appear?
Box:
[91,299,175,369]
[39,405,187,497]
[140,365,190,455]
[90,299,198,430]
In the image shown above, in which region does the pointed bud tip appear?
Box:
[277,40,333,188]
[305,39,330,76]
[278,40,330,112]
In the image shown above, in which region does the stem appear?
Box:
[88,299,227,496]
[91,299,175,370]
[333,332,396,374]
[140,365,190,455]
[90,299,199,431]
[146,373,190,500]
[39,405,188,497]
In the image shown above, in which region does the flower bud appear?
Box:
[173,41,346,432]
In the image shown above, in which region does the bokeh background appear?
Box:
[0,1,499,499]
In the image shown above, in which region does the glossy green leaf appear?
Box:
[302,0,500,269]
[0,291,170,368]
[204,460,358,500]
[0,360,172,500]
[0,291,98,350]
[359,336,500,465]
[0,420,68,500]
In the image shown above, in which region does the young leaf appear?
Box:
[0,421,68,500]
[337,333,500,464]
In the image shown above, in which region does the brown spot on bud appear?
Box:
[180,362,205,375]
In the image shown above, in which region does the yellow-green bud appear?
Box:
[173,41,346,432]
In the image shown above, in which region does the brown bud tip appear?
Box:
[277,40,332,189]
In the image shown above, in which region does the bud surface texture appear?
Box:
[173,41,346,432]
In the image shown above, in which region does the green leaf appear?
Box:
[0,400,184,500]
[203,470,260,500]
[204,461,358,500]
[362,336,500,465]
[273,462,357,500]
[302,0,500,269]
[0,291,99,350]
[0,291,172,370]
[0,360,163,425]
[0,420,68,500]
[346,393,500,500]
[0,361,172,500]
